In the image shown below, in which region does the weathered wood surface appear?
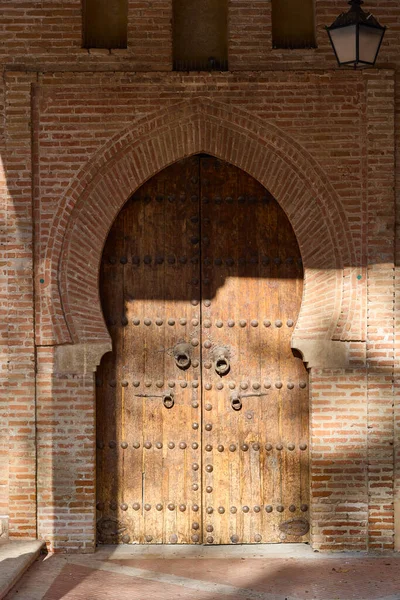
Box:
[96,156,309,545]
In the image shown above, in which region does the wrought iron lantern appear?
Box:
[326,0,386,68]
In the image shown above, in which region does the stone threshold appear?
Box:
[0,540,46,599]
[94,542,376,559]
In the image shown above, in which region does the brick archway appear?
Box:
[45,99,358,367]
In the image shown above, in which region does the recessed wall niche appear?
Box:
[83,0,128,49]
[173,0,228,70]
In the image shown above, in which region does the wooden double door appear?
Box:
[96,155,309,545]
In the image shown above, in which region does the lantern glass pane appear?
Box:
[329,25,357,64]
[359,24,383,64]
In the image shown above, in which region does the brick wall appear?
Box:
[310,370,369,550]
[3,72,37,539]
[365,72,396,551]
[36,347,95,553]
[0,0,399,552]
[0,75,8,535]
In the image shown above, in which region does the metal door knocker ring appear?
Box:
[230,393,242,411]
[163,392,174,409]
[173,342,191,370]
[212,347,230,376]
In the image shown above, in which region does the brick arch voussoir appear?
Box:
[52,99,353,356]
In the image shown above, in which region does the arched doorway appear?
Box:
[95,155,309,545]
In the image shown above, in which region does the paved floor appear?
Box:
[5,544,400,600]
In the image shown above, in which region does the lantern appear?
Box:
[326,0,386,68]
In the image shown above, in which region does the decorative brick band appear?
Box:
[45,99,355,354]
